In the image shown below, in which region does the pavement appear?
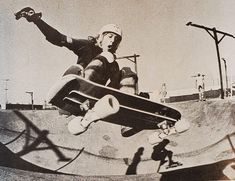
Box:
[0,98,235,180]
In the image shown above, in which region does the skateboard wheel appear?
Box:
[67,116,87,135]
[93,94,119,118]
[175,119,190,133]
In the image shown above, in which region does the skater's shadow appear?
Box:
[12,110,70,161]
[125,147,144,175]
[151,139,175,167]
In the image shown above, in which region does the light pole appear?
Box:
[117,54,140,94]
[4,79,10,104]
[26,91,34,110]
[186,22,235,99]
[2,79,10,109]
[222,58,229,97]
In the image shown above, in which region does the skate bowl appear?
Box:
[0,98,235,180]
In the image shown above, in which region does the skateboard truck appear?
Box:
[148,121,178,145]
[157,120,168,129]
[80,100,92,111]
[157,121,176,135]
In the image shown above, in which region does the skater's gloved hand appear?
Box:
[15,7,42,22]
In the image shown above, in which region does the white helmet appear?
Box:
[98,24,122,39]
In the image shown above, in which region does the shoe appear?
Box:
[148,131,168,145]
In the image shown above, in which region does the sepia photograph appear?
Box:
[0,0,235,180]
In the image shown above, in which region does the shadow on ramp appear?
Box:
[126,147,144,175]
[1,139,234,181]
[0,141,161,181]
[159,133,235,180]
[0,141,59,174]
[12,110,70,162]
[151,139,180,171]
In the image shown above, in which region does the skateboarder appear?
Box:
[15,7,124,89]
[195,73,206,101]
[15,7,139,135]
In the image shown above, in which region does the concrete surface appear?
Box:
[0,98,235,180]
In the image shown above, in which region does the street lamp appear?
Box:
[26,91,34,110]
[222,58,229,97]
[1,79,10,109]
[4,79,10,104]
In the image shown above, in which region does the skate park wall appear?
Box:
[166,89,221,103]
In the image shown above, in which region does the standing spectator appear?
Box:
[159,83,167,103]
[195,73,206,101]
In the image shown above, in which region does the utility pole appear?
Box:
[117,54,140,94]
[26,91,34,110]
[222,58,229,97]
[186,22,235,99]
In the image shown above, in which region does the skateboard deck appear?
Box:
[47,75,181,130]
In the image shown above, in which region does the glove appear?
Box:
[15,7,42,22]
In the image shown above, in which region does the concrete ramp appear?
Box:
[158,99,235,172]
[159,133,235,172]
[0,141,58,174]
[0,109,160,175]
[0,142,160,180]
[0,99,235,180]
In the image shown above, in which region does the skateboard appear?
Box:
[165,162,183,169]
[47,74,184,135]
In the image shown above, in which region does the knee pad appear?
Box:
[119,67,138,94]
[63,64,84,76]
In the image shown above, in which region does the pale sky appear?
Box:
[1,0,235,105]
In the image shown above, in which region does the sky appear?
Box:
[1,0,235,106]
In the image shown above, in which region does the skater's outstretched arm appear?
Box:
[14,7,91,52]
